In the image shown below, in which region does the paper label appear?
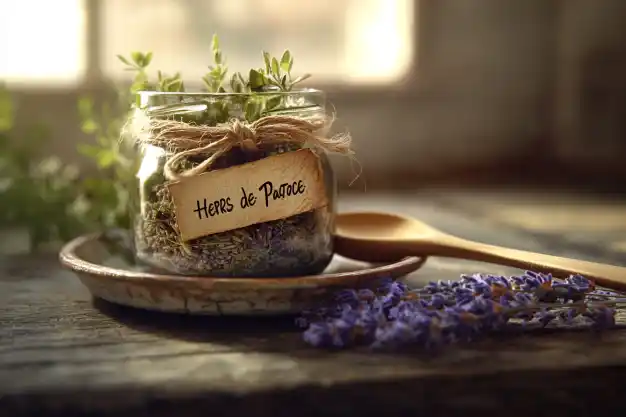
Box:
[167,149,328,241]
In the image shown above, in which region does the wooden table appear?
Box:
[2,189,626,417]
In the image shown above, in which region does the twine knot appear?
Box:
[130,113,353,181]
[229,119,259,152]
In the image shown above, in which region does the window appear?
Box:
[0,0,414,85]
[102,0,413,84]
[1,0,414,86]
[0,0,87,85]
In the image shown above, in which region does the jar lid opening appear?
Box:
[138,88,324,98]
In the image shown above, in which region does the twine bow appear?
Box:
[131,113,352,181]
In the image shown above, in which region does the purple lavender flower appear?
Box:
[378,278,408,295]
[460,274,492,296]
[388,300,420,321]
[566,274,593,292]
[555,307,580,325]
[508,292,534,308]
[377,310,446,349]
[527,271,553,286]
[303,322,334,347]
[423,281,442,293]
[334,289,359,307]
[458,295,498,315]
[453,287,474,302]
[511,271,550,292]
[304,317,357,348]
[536,308,557,327]
[360,288,376,297]
[440,308,483,341]
[300,271,619,351]
[551,284,584,302]
[354,308,383,341]
[427,293,447,309]
[591,289,621,297]
[372,320,420,349]
[376,280,409,308]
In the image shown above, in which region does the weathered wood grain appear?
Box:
[2,191,626,416]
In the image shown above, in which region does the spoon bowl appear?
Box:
[334,211,626,290]
[334,212,449,263]
[336,212,439,240]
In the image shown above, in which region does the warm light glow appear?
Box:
[0,0,413,85]
[343,0,414,82]
[102,0,414,84]
[0,0,86,85]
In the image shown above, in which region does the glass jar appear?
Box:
[130,89,337,277]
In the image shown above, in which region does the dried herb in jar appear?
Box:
[125,36,353,277]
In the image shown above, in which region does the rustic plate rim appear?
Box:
[59,232,427,289]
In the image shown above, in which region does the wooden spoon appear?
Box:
[333,211,626,290]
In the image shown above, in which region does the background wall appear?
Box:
[553,0,626,165]
[4,0,626,190]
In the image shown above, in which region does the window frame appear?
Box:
[5,0,426,186]
[6,0,421,94]
[82,0,420,92]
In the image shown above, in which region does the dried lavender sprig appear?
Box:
[299,272,621,350]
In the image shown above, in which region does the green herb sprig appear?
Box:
[0,84,87,249]
[202,35,227,93]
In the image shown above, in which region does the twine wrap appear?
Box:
[129,110,353,181]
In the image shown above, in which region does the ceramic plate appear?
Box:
[59,230,426,316]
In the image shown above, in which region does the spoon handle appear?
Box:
[438,237,626,290]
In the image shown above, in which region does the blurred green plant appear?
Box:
[0,85,88,249]
[0,34,310,252]
[0,54,151,251]
[76,86,138,232]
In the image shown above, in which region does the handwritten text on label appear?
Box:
[167,149,328,241]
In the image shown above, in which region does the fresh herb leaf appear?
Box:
[130,51,144,66]
[116,54,131,66]
[291,73,312,86]
[280,50,291,72]
[263,51,271,74]
[271,57,280,77]
[249,69,265,89]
